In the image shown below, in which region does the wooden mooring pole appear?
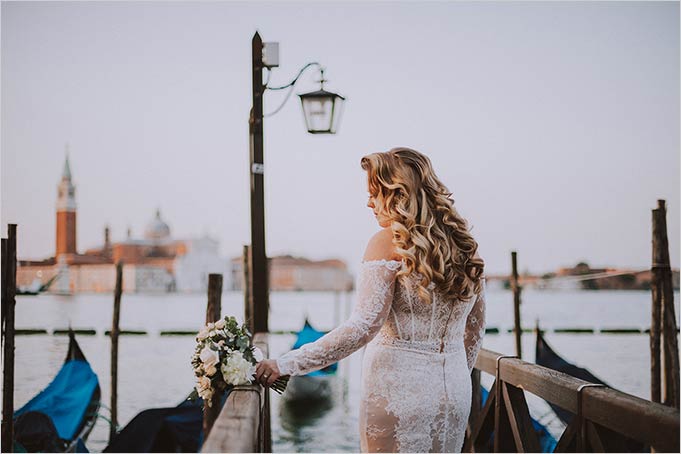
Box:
[651,204,663,404]
[2,224,17,453]
[243,245,253,334]
[511,251,522,359]
[1,239,7,346]
[109,261,123,442]
[203,274,223,438]
[651,199,679,409]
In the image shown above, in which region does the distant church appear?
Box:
[17,153,230,294]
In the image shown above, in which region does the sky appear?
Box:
[1,1,679,275]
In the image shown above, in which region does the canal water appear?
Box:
[7,288,680,452]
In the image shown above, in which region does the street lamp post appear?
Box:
[248,32,345,335]
[249,32,267,335]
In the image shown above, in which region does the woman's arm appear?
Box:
[463,276,487,373]
[274,229,399,377]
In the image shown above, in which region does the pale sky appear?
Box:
[2,1,679,275]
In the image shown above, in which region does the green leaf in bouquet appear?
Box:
[236,336,249,350]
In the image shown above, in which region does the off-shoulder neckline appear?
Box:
[360,258,404,267]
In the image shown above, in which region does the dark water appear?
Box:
[6,289,679,452]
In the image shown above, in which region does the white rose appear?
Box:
[195,375,211,394]
[199,346,219,369]
[197,328,209,341]
[209,330,217,338]
[207,322,215,330]
[215,319,226,329]
[252,346,264,362]
[204,364,217,376]
[221,350,257,386]
[199,387,213,403]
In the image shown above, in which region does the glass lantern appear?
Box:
[298,88,346,134]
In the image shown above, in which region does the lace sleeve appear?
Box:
[463,277,487,373]
[275,260,399,376]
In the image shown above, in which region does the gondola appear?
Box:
[104,391,230,453]
[535,325,645,451]
[281,319,338,402]
[17,275,58,296]
[13,330,100,452]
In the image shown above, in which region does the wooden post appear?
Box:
[653,200,680,409]
[1,224,17,453]
[243,245,253,334]
[651,203,663,404]
[470,368,481,426]
[249,32,269,334]
[109,261,123,442]
[511,251,522,359]
[203,274,223,438]
[2,238,7,344]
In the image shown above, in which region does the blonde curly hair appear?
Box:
[361,147,485,304]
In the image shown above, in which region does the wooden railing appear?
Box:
[465,348,680,453]
[201,332,271,453]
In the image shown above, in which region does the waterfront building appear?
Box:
[16,154,230,294]
[230,255,353,292]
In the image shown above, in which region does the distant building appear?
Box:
[556,262,610,277]
[17,153,230,294]
[230,255,353,292]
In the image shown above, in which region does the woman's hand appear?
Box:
[255,359,281,387]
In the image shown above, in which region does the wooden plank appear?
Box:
[464,380,496,452]
[470,368,482,425]
[475,349,680,452]
[553,418,577,453]
[581,386,679,453]
[481,350,581,413]
[201,388,261,453]
[585,420,605,452]
[201,333,269,453]
[502,382,540,453]
[588,420,633,452]
[494,378,515,452]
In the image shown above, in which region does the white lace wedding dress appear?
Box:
[275,259,487,453]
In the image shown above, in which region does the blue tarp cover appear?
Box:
[14,359,99,440]
[292,321,338,376]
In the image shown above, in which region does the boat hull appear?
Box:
[282,375,334,402]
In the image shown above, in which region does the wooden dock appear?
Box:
[201,332,271,453]
[465,349,679,452]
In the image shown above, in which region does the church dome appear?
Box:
[144,209,171,241]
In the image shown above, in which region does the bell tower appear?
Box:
[56,146,77,257]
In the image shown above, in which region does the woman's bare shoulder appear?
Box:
[362,228,400,262]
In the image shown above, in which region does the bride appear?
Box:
[255,147,487,453]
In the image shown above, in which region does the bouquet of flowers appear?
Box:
[189,315,289,405]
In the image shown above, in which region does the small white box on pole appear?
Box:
[262,42,279,68]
